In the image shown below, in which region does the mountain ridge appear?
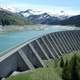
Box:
[19,9,69,24]
[0,7,80,27]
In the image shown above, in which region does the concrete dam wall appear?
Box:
[0,30,80,78]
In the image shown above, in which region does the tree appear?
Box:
[60,57,64,68]
[5,19,10,25]
[62,54,80,80]
[62,60,71,80]
[71,54,79,80]
[1,19,10,26]
[1,19,5,26]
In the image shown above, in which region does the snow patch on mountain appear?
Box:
[19,9,69,19]
[0,6,20,13]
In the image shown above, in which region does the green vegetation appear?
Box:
[0,9,33,25]
[7,59,62,80]
[62,53,80,80]
[7,51,80,80]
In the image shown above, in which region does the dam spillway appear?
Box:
[0,28,80,78]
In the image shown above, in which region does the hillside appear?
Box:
[0,9,33,26]
[60,15,80,27]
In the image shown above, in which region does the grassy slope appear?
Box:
[7,51,80,80]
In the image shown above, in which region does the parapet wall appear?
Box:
[0,30,80,78]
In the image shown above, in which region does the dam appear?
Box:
[0,26,80,78]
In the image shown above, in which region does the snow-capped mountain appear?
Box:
[18,9,69,24]
[19,9,68,18]
[19,9,49,17]
[0,6,69,18]
[0,7,80,26]
[0,7,69,25]
[19,9,33,17]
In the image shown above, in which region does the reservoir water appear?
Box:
[0,26,76,54]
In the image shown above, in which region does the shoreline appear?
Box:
[0,25,79,32]
[0,25,47,32]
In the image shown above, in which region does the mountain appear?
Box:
[27,13,59,24]
[9,8,80,26]
[19,9,48,17]
[19,9,69,25]
[1,7,79,27]
[27,13,68,25]
[59,15,80,27]
[19,9,34,17]
[0,8,33,26]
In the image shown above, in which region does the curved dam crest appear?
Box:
[0,26,80,79]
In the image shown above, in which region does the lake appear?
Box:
[0,25,78,54]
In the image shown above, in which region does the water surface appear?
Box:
[0,25,73,54]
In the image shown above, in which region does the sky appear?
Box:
[0,0,80,15]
